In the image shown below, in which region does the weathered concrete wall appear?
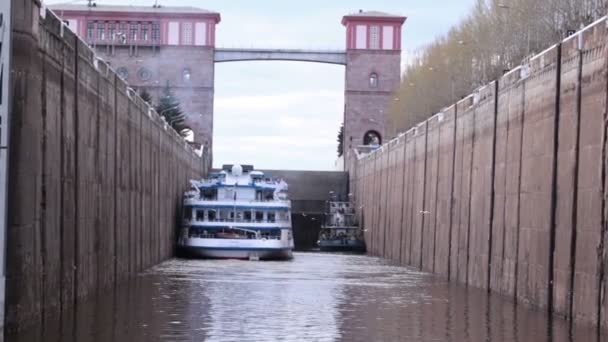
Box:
[352,18,608,329]
[6,1,207,332]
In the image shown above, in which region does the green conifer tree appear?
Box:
[337,123,344,157]
[155,83,190,136]
[139,88,153,105]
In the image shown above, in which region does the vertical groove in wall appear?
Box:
[598,29,608,334]
[548,44,563,315]
[139,103,144,271]
[514,78,526,302]
[568,48,583,322]
[94,63,101,294]
[382,145,391,258]
[58,37,66,314]
[72,40,79,307]
[398,137,408,263]
[432,118,441,272]
[500,83,509,294]
[127,102,132,275]
[39,40,48,322]
[487,81,499,292]
[371,153,377,255]
[447,106,458,280]
[419,121,429,269]
[455,108,466,282]
[112,75,118,288]
[465,107,476,283]
[408,137,417,264]
[376,151,382,256]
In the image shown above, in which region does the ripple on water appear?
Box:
[5,252,606,342]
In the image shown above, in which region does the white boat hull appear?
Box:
[179,237,294,260]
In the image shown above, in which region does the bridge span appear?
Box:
[214,48,347,65]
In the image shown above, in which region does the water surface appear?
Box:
[7,253,605,341]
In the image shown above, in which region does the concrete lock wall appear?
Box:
[6,1,207,332]
[352,17,608,329]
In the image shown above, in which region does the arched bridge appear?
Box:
[214,48,347,65]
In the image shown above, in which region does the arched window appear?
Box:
[363,130,381,146]
[369,73,378,88]
[182,68,192,82]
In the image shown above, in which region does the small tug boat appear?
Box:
[317,200,366,253]
[178,164,294,260]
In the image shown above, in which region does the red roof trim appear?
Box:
[53,9,221,23]
[341,15,406,26]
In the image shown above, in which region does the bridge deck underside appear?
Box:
[214,48,347,65]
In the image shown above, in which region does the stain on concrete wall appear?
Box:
[352,17,608,330]
[6,5,207,332]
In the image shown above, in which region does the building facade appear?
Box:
[51,4,406,170]
[49,3,220,152]
[342,11,406,163]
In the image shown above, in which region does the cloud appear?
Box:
[215,90,343,113]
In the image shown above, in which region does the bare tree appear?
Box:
[389,0,607,134]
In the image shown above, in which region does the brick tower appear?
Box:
[342,11,406,164]
[49,3,220,154]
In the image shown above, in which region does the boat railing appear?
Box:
[190,232,282,240]
[200,218,290,224]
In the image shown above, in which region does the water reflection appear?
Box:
[6,253,605,342]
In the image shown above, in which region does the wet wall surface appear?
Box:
[352,18,608,330]
[6,253,605,342]
[7,3,206,332]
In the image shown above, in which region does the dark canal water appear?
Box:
[7,253,606,342]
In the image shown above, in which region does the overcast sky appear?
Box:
[46,0,476,170]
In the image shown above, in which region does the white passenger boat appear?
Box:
[178,164,294,260]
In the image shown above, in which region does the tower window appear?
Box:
[183,68,192,82]
[86,22,94,40]
[97,22,105,40]
[182,22,193,45]
[152,23,160,41]
[363,130,381,146]
[130,23,138,41]
[108,23,115,40]
[369,73,378,88]
[141,23,149,41]
[370,25,380,49]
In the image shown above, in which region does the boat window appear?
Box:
[224,188,235,200]
[268,212,276,223]
[219,210,229,221]
[244,211,252,222]
[202,188,217,200]
[279,212,290,222]
[235,211,243,222]
[196,210,205,221]
[183,206,192,220]
[255,211,264,222]
[264,191,273,201]
[208,210,217,222]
